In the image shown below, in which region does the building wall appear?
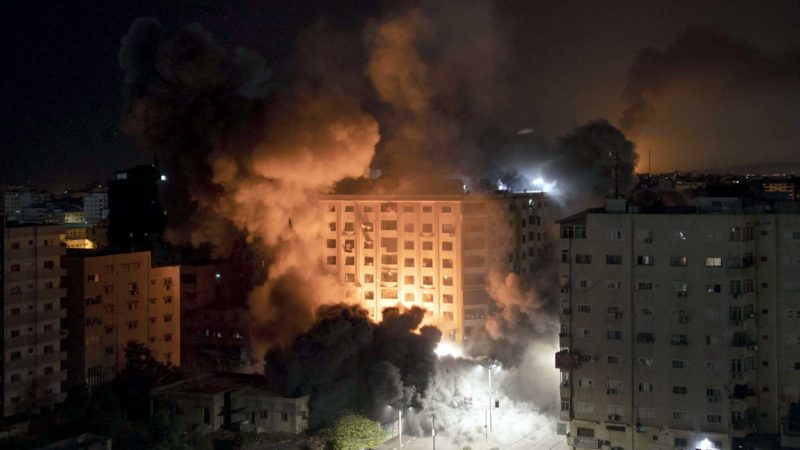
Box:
[2,225,67,417]
[63,251,180,388]
[558,207,800,449]
[231,389,309,434]
[320,193,550,342]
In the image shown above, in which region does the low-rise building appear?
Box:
[150,373,309,435]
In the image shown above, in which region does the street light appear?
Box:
[485,360,501,434]
[387,405,411,447]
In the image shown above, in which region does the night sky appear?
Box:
[3,0,800,191]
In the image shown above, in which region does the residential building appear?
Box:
[319,192,551,342]
[1,224,68,417]
[63,250,179,388]
[556,197,800,450]
[150,373,309,434]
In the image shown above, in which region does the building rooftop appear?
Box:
[151,373,286,397]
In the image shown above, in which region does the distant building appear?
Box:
[1,186,51,220]
[557,197,800,450]
[63,250,180,388]
[82,187,109,226]
[319,192,552,342]
[107,165,166,251]
[1,224,68,417]
[150,373,309,435]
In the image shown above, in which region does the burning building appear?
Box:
[319,190,552,343]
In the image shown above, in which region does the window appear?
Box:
[706,414,722,424]
[422,258,433,268]
[442,259,453,268]
[87,273,100,283]
[672,386,687,395]
[364,290,374,300]
[637,255,654,266]
[637,333,654,343]
[204,408,211,424]
[422,294,433,302]
[422,241,433,251]
[344,205,354,212]
[381,220,397,230]
[443,294,453,304]
[670,334,688,346]
[381,254,398,265]
[442,312,454,321]
[403,241,414,250]
[607,355,621,364]
[128,282,139,295]
[575,254,592,264]
[326,255,337,265]
[638,407,655,419]
[576,427,594,437]
[638,383,654,392]
[422,206,432,213]
[705,257,723,267]
[607,330,622,340]
[670,256,688,266]
[381,271,398,283]
[422,223,433,234]
[404,275,414,285]
[672,360,686,369]
[637,281,653,290]
[441,223,455,234]
[345,256,355,266]
[442,241,453,251]
[344,273,355,283]
[442,276,453,286]
[606,255,622,265]
[560,224,587,239]
[577,304,591,313]
[422,276,433,285]
[707,283,722,293]
[326,239,337,248]
[10,264,21,272]
[381,289,397,299]
[43,260,55,270]
[364,274,374,283]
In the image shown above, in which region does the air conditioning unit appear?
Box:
[607,414,621,421]
[606,389,617,395]
[635,426,647,433]
[677,292,687,298]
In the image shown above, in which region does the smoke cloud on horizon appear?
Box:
[620,27,800,136]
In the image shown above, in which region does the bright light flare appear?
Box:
[697,438,714,450]
[434,342,464,359]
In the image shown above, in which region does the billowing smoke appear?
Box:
[620,27,800,135]
[265,304,440,428]
[119,19,379,350]
[365,1,509,179]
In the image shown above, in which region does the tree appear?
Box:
[114,341,182,419]
[328,414,386,450]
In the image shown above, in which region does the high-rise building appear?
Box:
[63,250,180,388]
[1,224,68,417]
[556,198,800,449]
[107,165,166,251]
[319,192,551,342]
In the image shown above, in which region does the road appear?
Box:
[376,423,567,450]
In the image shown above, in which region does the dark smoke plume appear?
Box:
[265,304,441,428]
[621,28,800,135]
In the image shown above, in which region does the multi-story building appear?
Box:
[1,224,68,417]
[63,250,180,388]
[107,165,166,251]
[319,192,551,342]
[556,197,800,450]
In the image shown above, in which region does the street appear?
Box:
[376,418,568,450]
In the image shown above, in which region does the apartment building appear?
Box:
[63,250,180,388]
[556,198,800,450]
[1,224,68,417]
[319,192,551,342]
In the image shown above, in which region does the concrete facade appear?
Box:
[319,193,551,342]
[1,224,68,417]
[63,250,180,387]
[557,199,800,449]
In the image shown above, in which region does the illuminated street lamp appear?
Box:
[387,405,411,447]
[485,360,501,433]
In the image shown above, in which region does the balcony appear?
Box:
[732,384,755,399]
